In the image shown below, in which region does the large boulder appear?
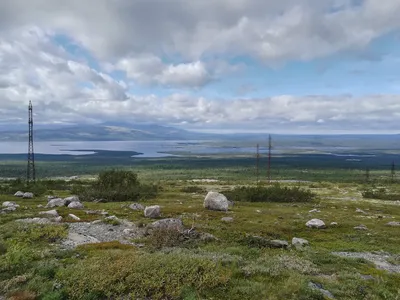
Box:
[2,201,19,208]
[14,191,24,197]
[22,192,34,199]
[129,203,145,211]
[150,218,184,231]
[68,201,84,209]
[306,219,326,229]
[46,198,66,208]
[144,205,161,218]
[204,192,230,211]
[64,196,80,205]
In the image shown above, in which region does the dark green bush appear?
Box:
[180,185,207,193]
[362,188,400,200]
[223,185,315,203]
[75,170,158,202]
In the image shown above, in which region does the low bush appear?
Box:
[74,170,158,202]
[56,250,232,299]
[148,227,183,250]
[224,185,315,203]
[361,188,400,201]
[180,185,207,193]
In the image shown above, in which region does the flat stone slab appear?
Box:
[332,252,400,273]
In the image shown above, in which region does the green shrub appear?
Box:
[75,170,158,202]
[224,185,315,203]
[57,250,231,300]
[180,186,207,193]
[361,188,400,200]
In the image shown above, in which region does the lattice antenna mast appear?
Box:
[27,101,36,183]
[267,135,272,183]
[256,143,260,185]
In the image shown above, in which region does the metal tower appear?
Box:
[27,101,36,183]
[267,135,272,183]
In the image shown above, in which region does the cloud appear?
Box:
[1,0,400,63]
[117,55,211,87]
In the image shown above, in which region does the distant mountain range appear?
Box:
[0,122,220,141]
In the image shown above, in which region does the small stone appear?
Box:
[2,201,19,208]
[256,209,261,213]
[144,205,161,218]
[46,198,66,208]
[309,209,321,213]
[14,191,24,197]
[47,195,58,201]
[354,224,368,230]
[22,192,34,199]
[356,208,367,214]
[54,216,63,223]
[269,240,289,249]
[306,219,326,229]
[91,220,102,225]
[68,214,81,221]
[129,203,145,211]
[64,196,80,204]
[37,204,44,208]
[308,282,335,299]
[360,274,374,280]
[39,209,59,217]
[68,202,84,209]
[386,221,400,227]
[330,222,338,226]
[221,217,234,222]
[199,232,217,242]
[292,237,309,250]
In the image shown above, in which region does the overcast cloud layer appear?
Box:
[1,0,400,133]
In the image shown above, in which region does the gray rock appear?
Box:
[46,198,66,208]
[292,237,309,250]
[2,201,19,208]
[221,217,234,222]
[150,218,183,231]
[199,232,217,242]
[144,205,161,218]
[309,209,321,213]
[354,224,368,230]
[37,204,44,208]
[14,191,24,197]
[330,222,338,226]
[65,195,80,203]
[356,208,367,214]
[68,201,84,209]
[39,209,59,217]
[268,240,289,249]
[91,220,102,225]
[204,192,230,211]
[129,203,145,211]
[306,219,326,229]
[386,221,400,227]
[54,216,63,223]
[69,214,81,221]
[16,218,53,224]
[2,206,17,213]
[332,252,400,273]
[22,192,34,199]
[308,282,335,299]
[47,195,58,201]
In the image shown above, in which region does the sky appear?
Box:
[1,0,400,134]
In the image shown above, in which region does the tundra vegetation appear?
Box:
[0,154,400,300]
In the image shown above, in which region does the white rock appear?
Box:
[22,192,34,199]
[14,191,24,197]
[330,222,338,226]
[221,217,234,222]
[2,201,19,208]
[68,214,81,221]
[54,216,63,223]
[354,224,368,230]
[309,209,321,213]
[46,198,66,208]
[386,221,400,227]
[306,219,326,229]
[68,201,84,209]
[144,205,161,218]
[64,196,80,204]
[356,208,367,214]
[39,209,59,217]
[292,237,310,249]
[47,195,58,201]
[204,192,230,211]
